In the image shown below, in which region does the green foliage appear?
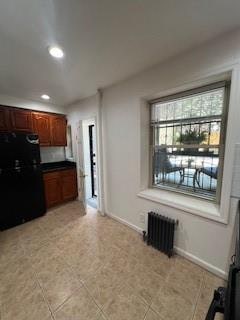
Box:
[176,129,207,145]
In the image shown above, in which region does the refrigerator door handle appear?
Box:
[26,136,39,144]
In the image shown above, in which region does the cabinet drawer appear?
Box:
[61,168,76,177]
[43,171,61,180]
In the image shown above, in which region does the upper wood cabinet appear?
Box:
[0,105,67,146]
[51,115,67,146]
[32,112,51,146]
[0,106,10,131]
[10,109,33,132]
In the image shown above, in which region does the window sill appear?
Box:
[137,188,227,224]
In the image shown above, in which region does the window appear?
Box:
[150,81,229,201]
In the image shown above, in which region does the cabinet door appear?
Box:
[32,112,51,146]
[61,169,78,201]
[43,172,62,208]
[0,106,10,131]
[10,109,33,132]
[51,115,67,146]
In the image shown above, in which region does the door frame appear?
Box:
[88,124,97,198]
[76,115,103,213]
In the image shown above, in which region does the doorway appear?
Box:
[81,119,98,209]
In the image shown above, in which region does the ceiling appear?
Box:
[0,0,240,106]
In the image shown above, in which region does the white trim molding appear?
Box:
[106,211,227,280]
[106,211,143,234]
[138,188,226,224]
[174,246,227,280]
[140,66,240,225]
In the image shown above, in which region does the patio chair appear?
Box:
[154,148,184,183]
[199,166,218,179]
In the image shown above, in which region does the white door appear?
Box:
[77,121,87,211]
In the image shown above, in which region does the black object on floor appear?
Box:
[0,132,46,230]
[205,200,240,320]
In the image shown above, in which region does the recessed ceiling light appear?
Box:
[48,46,64,59]
[41,94,50,100]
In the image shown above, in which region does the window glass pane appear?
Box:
[151,85,227,201]
[151,87,225,123]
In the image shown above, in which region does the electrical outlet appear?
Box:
[139,213,145,224]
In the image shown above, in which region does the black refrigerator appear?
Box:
[0,132,46,230]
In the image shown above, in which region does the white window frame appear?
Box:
[149,81,230,203]
[138,70,238,225]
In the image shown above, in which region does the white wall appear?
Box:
[40,147,66,163]
[66,94,102,207]
[67,94,98,159]
[100,29,240,278]
[66,29,240,278]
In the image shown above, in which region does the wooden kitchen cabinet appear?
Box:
[0,105,67,146]
[61,169,78,201]
[43,171,62,208]
[51,115,67,146]
[43,168,78,208]
[32,112,51,146]
[0,106,10,131]
[10,109,33,132]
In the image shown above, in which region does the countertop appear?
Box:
[41,161,76,173]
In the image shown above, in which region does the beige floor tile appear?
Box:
[0,246,25,272]
[133,244,173,278]
[151,283,195,320]
[105,248,138,276]
[0,256,32,293]
[0,276,37,306]
[0,201,224,320]
[166,258,204,305]
[193,272,225,320]
[0,226,20,249]
[28,241,62,270]
[97,314,108,320]
[103,284,148,320]
[69,251,103,281]
[204,271,226,289]
[127,263,164,305]
[1,279,51,320]
[54,286,101,320]
[83,265,123,309]
[144,308,163,320]
[34,256,82,311]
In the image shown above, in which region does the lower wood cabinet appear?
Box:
[43,168,78,208]
[61,169,78,201]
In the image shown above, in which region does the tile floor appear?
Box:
[0,201,225,320]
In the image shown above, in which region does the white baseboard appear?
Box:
[174,246,227,280]
[106,211,227,280]
[106,211,143,234]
